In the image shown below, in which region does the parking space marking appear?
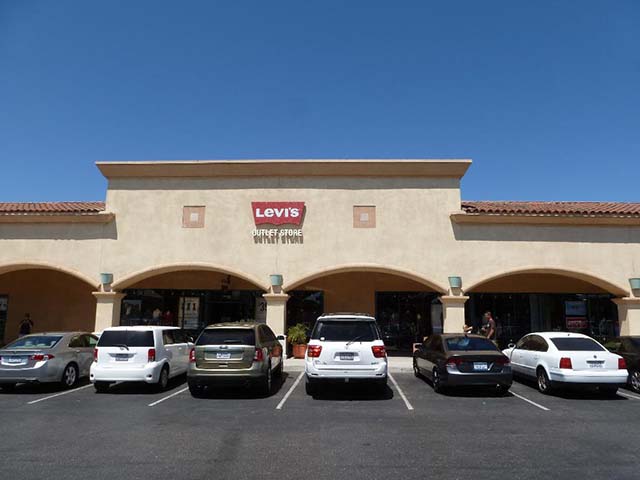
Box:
[148,387,189,407]
[27,384,93,405]
[388,374,414,411]
[276,371,304,410]
[510,391,550,411]
[618,390,640,401]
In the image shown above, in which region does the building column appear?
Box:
[263,293,289,337]
[613,297,640,336]
[439,295,469,333]
[93,292,126,333]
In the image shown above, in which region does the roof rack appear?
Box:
[319,312,374,318]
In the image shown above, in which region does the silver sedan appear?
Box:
[0,332,98,390]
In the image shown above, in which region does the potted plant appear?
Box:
[287,323,309,359]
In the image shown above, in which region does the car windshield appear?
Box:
[311,320,378,342]
[197,329,255,346]
[445,336,499,351]
[4,335,63,349]
[98,330,154,347]
[550,337,605,351]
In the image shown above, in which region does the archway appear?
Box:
[0,264,97,344]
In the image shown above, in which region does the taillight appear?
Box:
[371,345,386,358]
[31,354,54,361]
[559,357,572,369]
[148,348,156,363]
[307,345,322,358]
[446,357,463,367]
[254,348,264,362]
[189,348,196,363]
[93,348,98,362]
[618,358,627,369]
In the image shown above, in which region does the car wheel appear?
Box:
[274,361,283,379]
[260,363,272,396]
[94,381,110,393]
[496,384,510,396]
[536,368,553,394]
[0,383,16,392]
[61,363,79,389]
[432,368,445,394]
[413,359,421,378]
[599,386,618,398]
[188,380,205,398]
[156,366,170,392]
[630,370,640,394]
[305,377,317,396]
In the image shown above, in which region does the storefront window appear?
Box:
[375,292,437,352]
[286,291,323,334]
[0,295,8,345]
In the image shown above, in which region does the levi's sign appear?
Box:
[251,202,305,226]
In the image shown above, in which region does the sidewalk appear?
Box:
[283,355,414,373]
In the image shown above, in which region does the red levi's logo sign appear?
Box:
[251,202,305,226]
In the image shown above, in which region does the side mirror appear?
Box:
[188,336,195,343]
[507,343,515,349]
[276,335,285,341]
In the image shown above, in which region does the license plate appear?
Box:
[115,354,129,361]
[588,362,604,368]
[4,356,25,365]
[339,353,354,361]
[216,352,231,359]
[473,362,489,371]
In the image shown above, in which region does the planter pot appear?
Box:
[292,343,307,359]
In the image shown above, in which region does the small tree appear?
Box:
[287,323,308,345]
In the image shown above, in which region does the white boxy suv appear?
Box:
[90,326,193,393]
[304,313,388,395]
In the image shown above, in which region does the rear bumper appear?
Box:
[0,363,61,384]
[187,361,267,386]
[443,366,512,387]
[305,359,388,380]
[549,368,628,386]
[90,362,163,384]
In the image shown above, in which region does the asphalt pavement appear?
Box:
[1,370,639,480]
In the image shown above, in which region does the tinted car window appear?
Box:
[85,335,98,347]
[311,320,378,342]
[445,336,499,352]
[68,336,85,348]
[172,330,186,344]
[529,335,549,352]
[197,329,256,346]
[516,336,529,350]
[5,335,63,349]
[550,338,605,352]
[627,338,640,350]
[98,330,155,347]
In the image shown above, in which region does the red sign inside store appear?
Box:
[251,202,305,226]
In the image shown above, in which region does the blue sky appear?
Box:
[1,1,638,202]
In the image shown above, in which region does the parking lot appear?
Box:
[1,368,639,480]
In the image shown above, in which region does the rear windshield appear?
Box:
[445,336,499,352]
[311,320,379,342]
[98,330,155,347]
[4,335,63,349]
[628,338,640,349]
[550,338,605,351]
[197,329,255,346]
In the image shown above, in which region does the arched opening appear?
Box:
[286,266,444,354]
[115,265,267,336]
[0,266,97,344]
[465,268,623,346]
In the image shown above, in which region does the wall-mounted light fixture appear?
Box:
[270,274,284,287]
[448,276,462,289]
[629,278,640,291]
[100,273,113,292]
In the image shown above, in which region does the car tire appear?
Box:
[413,359,421,378]
[274,361,283,379]
[94,381,110,393]
[259,363,272,396]
[156,365,170,392]
[599,386,618,398]
[496,384,510,396]
[188,380,205,398]
[61,363,79,389]
[536,367,553,395]
[630,370,640,394]
[374,377,388,393]
[305,377,317,396]
[432,368,445,394]
[0,383,16,392]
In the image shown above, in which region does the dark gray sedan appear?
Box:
[0,332,98,390]
[413,333,512,394]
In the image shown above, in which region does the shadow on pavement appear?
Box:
[0,378,92,395]
[512,376,628,401]
[310,382,394,401]
[191,372,288,400]
[96,374,187,395]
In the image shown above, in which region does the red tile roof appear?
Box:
[0,202,105,214]
[462,201,640,217]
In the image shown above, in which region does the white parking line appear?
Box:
[618,390,640,400]
[276,371,304,410]
[148,387,189,407]
[510,391,550,411]
[389,374,414,411]
[27,384,93,405]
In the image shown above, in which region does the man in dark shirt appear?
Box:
[19,313,33,337]
[481,311,496,340]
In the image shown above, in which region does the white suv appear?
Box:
[304,313,388,395]
[90,326,193,393]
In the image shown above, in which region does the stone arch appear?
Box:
[284,263,448,294]
[465,266,628,296]
[111,262,269,291]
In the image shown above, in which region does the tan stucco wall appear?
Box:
[0,269,96,343]
[127,270,261,291]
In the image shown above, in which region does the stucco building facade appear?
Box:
[1,159,639,349]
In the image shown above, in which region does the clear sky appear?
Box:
[1,1,638,202]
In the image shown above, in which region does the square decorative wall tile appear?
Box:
[353,205,376,228]
[182,206,205,228]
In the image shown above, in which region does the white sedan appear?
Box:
[502,332,628,395]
